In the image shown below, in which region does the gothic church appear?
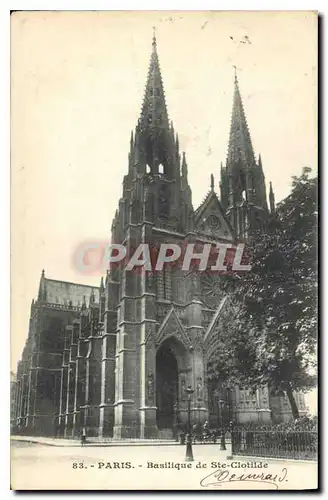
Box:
[12,35,306,438]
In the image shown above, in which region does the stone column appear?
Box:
[256,386,271,423]
[186,298,208,425]
[63,326,73,437]
[138,224,158,438]
[99,279,118,438]
[99,332,116,437]
[73,334,87,436]
[85,335,102,436]
[26,366,38,433]
[14,379,22,427]
[21,371,29,429]
[113,225,142,439]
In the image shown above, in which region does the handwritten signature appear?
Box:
[200,467,288,489]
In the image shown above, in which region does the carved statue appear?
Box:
[180,373,186,400]
[197,377,204,401]
[147,270,155,294]
[147,372,154,402]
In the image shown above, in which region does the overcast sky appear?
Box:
[11,11,317,409]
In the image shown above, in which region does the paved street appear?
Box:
[11,439,317,491]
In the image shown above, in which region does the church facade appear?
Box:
[12,35,306,439]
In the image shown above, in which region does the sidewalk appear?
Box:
[11,435,232,448]
[11,435,180,447]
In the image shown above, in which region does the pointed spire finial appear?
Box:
[233,64,238,83]
[210,173,215,191]
[269,181,275,213]
[181,151,188,175]
[152,26,156,47]
[41,269,45,277]
[227,66,255,169]
[139,27,169,131]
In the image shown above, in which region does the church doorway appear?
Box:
[156,340,179,430]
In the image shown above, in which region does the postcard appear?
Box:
[10,10,318,491]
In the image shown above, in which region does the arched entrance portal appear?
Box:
[156,340,179,430]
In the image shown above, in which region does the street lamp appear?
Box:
[185,386,194,461]
[173,400,179,442]
[218,398,226,451]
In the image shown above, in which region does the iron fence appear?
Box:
[231,428,317,461]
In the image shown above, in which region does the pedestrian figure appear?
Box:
[203,420,210,442]
[81,427,87,447]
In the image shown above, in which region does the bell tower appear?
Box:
[220,71,274,239]
[121,31,193,232]
[108,32,195,439]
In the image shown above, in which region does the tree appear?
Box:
[208,168,318,419]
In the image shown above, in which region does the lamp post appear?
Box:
[185,386,194,461]
[218,398,226,451]
[173,400,179,442]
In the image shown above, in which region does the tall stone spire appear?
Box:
[119,32,187,232]
[227,72,256,169]
[220,71,270,240]
[129,31,179,181]
[139,30,169,132]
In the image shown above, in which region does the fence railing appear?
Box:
[231,428,318,461]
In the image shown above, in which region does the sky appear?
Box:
[11,11,317,411]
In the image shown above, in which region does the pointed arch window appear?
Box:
[156,266,172,301]
[146,164,151,174]
[158,163,164,175]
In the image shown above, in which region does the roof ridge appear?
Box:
[45,278,99,289]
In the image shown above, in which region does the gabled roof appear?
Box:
[194,189,236,242]
[155,306,192,349]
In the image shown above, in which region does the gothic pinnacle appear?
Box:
[210,173,215,191]
[152,26,156,47]
[269,181,275,213]
[182,151,187,173]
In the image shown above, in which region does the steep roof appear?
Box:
[194,188,236,242]
[38,271,99,307]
